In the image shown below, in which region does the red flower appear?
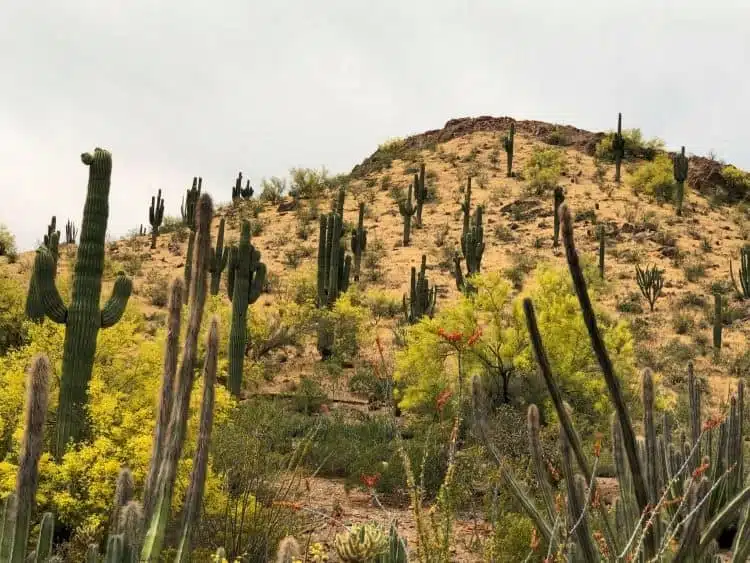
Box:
[693,461,710,479]
[467,328,482,347]
[703,415,722,432]
[436,388,453,413]
[360,473,381,489]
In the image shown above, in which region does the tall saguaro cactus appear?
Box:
[414,164,428,228]
[226,221,266,396]
[65,219,78,245]
[730,245,750,299]
[598,226,606,279]
[181,177,202,303]
[208,218,229,296]
[403,255,437,324]
[398,182,417,246]
[231,171,253,201]
[149,189,165,250]
[673,145,688,216]
[613,112,625,183]
[455,206,485,293]
[713,292,723,355]
[553,186,565,247]
[460,177,472,241]
[351,203,367,282]
[503,123,515,177]
[31,148,133,455]
[25,217,60,323]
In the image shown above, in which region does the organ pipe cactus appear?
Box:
[503,122,515,177]
[673,145,688,216]
[141,193,213,561]
[226,221,266,396]
[181,177,202,303]
[553,186,565,247]
[65,219,77,245]
[403,255,436,324]
[231,171,253,201]
[31,148,132,455]
[613,112,625,183]
[414,163,427,228]
[351,202,367,282]
[25,217,60,323]
[148,189,164,250]
[398,182,417,246]
[208,218,229,295]
[474,203,750,562]
[454,206,484,293]
[635,263,664,312]
[730,245,750,299]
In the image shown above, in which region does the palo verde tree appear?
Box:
[30,148,133,456]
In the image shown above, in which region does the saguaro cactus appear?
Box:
[613,112,625,183]
[598,226,605,279]
[461,177,472,240]
[553,186,565,247]
[673,146,688,216]
[414,164,428,228]
[455,206,485,293]
[713,292,723,354]
[26,217,60,323]
[181,177,202,303]
[351,203,367,282]
[503,123,515,177]
[65,219,78,245]
[226,221,266,396]
[208,218,229,296]
[231,171,253,201]
[399,182,417,246]
[31,148,133,455]
[403,255,437,324]
[149,189,165,250]
[730,245,750,299]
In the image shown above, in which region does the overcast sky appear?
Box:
[2,1,749,251]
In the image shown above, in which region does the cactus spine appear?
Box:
[148,189,164,250]
[713,292,723,354]
[208,218,229,296]
[731,245,750,299]
[398,181,417,246]
[25,217,60,323]
[65,219,77,245]
[141,194,213,561]
[226,222,266,396]
[673,146,688,216]
[553,186,565,247]
[503,123,515,177]
[613,112,625,183]
[403,255,437,324]
[351,202,367,282]
[31,149,132,455]
[231,171,253,201]
[181,177,202,304]
[414,163,427,228]
[9,356,50,563]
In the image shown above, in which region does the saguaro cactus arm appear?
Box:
[32,247,67,324]
[101,274,134,328]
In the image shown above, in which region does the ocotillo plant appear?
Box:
[148,189,164,250]
[713,292,723,355]
[65,219,78,245]
[730,245,750,299]
[351,202,367,282]
[208,218,229,295]
[25,217,60,323]
[231,171,253,201]
[473,204,750,562]
[613,112,625,183]
[226,221,266,396]
[141,193,213,561]
[403,255,436,324]
[503,122,515,177]
[31,148,132,455]
[414,163,427,228]
[454,206,484,293]
[181,177,202,303]
[398,182,417,246]
[553,186,565,247]
[635,263,664,312]
[316,209,352,358]
[598,226,605,279]
[673,145,689,216]
[7,355,50,563]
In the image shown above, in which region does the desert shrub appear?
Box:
[158,215,187,236]
[328,290,369,360]
[683,259,707,282]
[142,269,169,307]
[484,511,535,562]
[672,311,695,335]
[523,147,567,196]
[617,292,644,314]
[362,237,387,283]
[629,154,676,202]
[434,223,449,247]
[503,253,536,290]
[293,376,328,414]
[721,165,750,199]
[281,266,317,306]
[289,167,331,200]
[258,176,287,204]
[348,363,390,402]
[0,274,29,354]
[595,128,665,162]
[362,289,402,323]
[283,245,313,269]
[0,300,233,549]
[0,224,18,261]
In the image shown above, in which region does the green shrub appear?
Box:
[142,269,169,307]
[259,176,287,204]
[617,292,644,314]
[721,165,750,198]
[158,215,187,236]
[595,128,664,162]
[523,147,567,196]
[0,224,18,262]
[289,167,331,200]
[0,274,28,354]
[628,154,676,202]
[293,376,328,414]
[484,511,535,562]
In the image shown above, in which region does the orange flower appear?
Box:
[437,327,463,343]
[360,473,381,489]
[436,388,453,413]
[693,461,710,479]
[593,432,603,458]
[467,327,482,347]
[530,528,540,551]
[593,531,609,558]
[703,416,723,432]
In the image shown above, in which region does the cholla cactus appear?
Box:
[334,523,388,562]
